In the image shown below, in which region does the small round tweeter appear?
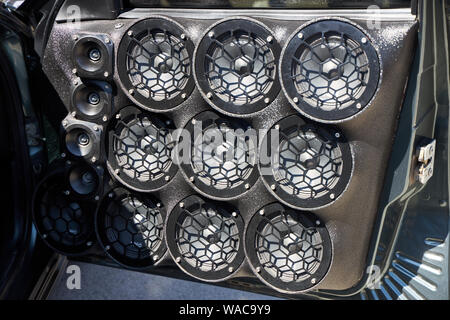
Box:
[72,35,113,79]
[72,81,112,121]
[245,203,332,293]
[259,115,353,210]
[280,19,381,123]
[194,18,281,116]
[95,187,166,269]
[178,111,259,200]
[166,195,245,282]
[64,123,99,160]
[68,163,100,197]
[117,17,195,112]
[107,105,177,192]
[32,170,95,255]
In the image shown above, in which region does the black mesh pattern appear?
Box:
[255,211,324,283]
[103,194,164,262]
[112,113,174,183]
[291,32,369,110]
[204,29,276,106]
[175,203,240,272]
[274,124,343,200]
[127,29,191,101]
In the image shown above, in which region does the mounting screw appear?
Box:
[191,119,197,125]
[180,33,186,40]
[91,157,97,163]
[94,195,100,201]
[232,212,238,218]
[87,241,93,247]
[181,93,187,99]
[115,113,121,119]
[103,115,108,122]
[156,202,162,208]
[93,125,99,131]
[105,245,111,251]
[153,255,159,261]
[128,88,135,95]
[61,153,67,158]
[64,190,71,196]
[206,92,213,99]
[316,220,321,226]
[176,257,182,263]
[179,202,185,208]
[127,30,133,37]
[165,176,171,182]
[361,37,368,44]
[311,278,317,284]
[104,71,110,78]
[274,124,280,130]
[72,35,79,41]
[208,31,214,38]
[72,68,77,75]
[114,169,120,175]
[105,38,110,44]
[62,120,68,127]
[73,80,79,86]
[259,209,265,216]
[108,193,114,198]
[266,35,273,43]
[356,103,362,109]
[271,184,276,191]
[330,193,336,200]
[256,267,262,273]
[245,183,251,190]
[228,267,234,273]
[293,97,299,103]
[298,32,304,39]
[335,132,341,138]
[189,176,195,183]
[71,111,77,117]
[264,97,270,104]
[115,23,124,29]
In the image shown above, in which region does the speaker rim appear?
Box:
[244,202,333,294]
[72,35,113,79]
[107,105,178,193]
[178,110,260,200]
[280,17,382,124]
[71,81,112,122]
[117,16,196,113]
[193,17,281,117]
[32,168,96,256]
[165,195,246,282]
[95,187,167,270]
[259,115,354,210]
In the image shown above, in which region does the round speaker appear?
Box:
[72,81,111,121]
[166,195,245,282]
[194,18,281,116]
[245,203,332,293]
[178,111,259,200]
[107,105,177,192]
[32,170,95,255]
[117,17,195,112]
[65,125,97,159]
[280,19,381,123]
[95,187,166,269]
[72,35,113,79]
[259,115,353,210]
[68,163,100,197]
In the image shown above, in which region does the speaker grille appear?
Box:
[33,171,95,255]
[166,195,245,281]
[179,111,259,199]
[260,115,353,209]
[108,106,177,192]
[96,188,166,269]
[118,17,195,111]
[245,203,332,293]
[195,18,280,116]
[281,19,380,122]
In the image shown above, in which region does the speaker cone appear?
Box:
[64,125,97,159]
[107,105,177,192]
[194,18,280,116]
[259,115,353,210]
[72,35,113,79]
[178,111,259,200]
[117,17,195,112]
[166,195,245,282]
[72,81,112,121]
[95,187,166,269]
[280,19,381,122]
[245,203,332,293]
[68,163,100,197]
[32,170,95,255]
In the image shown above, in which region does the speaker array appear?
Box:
[32,163,101,255]
[166,195,245,282]
[259,115,353,210]
[245,203,332,293]
[194,18,280,116]
[117,17,195,112]
[178,111,259,200]
[107,105,178,192]
[95,187,166,269]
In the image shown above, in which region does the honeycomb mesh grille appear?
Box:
[127,29,191,101]
[112,114,174,182]
[256,212,324,283]
[191,120,256,190]
[104,195,164,261]
[175,204,240,272]
[205,30,276,105]
[273,125,343,200]
[291,32,369,111]
[39,186,91,248]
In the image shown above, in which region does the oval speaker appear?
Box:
[32,169,95,255]
[107,105,177,192]
[259,115,353,210]
[280,19,381,123]
[166,195,245,282]
[194,18,281,116]
[117,17,195,112]
[71,81,112,122]
[178,111,259,200]
[95,187,166,269]
[245,203,332,293]
[72,35,113,79]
